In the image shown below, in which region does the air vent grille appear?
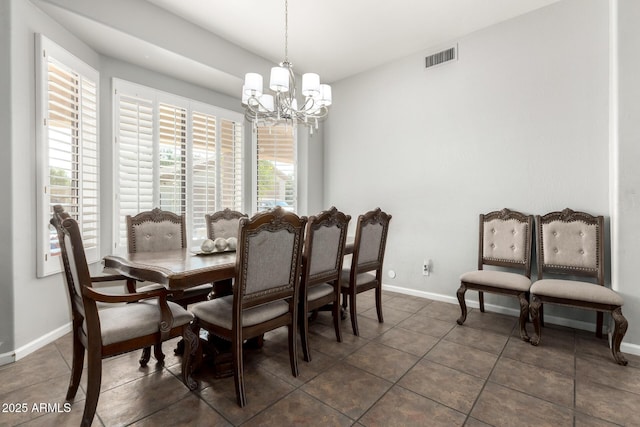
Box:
[425,45,457,69]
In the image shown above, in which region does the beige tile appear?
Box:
[576,354,640,395]
[398,359,484,413]
[95,369,192,426]
[417,300,461,323]
[360,385,466,427]
[198,368,294,425]
[129,394,230,427]
[345,314,393,340]
[462,309,518,336]
[302,362,392,420]
[0,374,81,426]
[576,379,640,426]
[489,357,574,408]
[576,335,640,368]
[242,390,353,426]
[0,343,70,394]
[345,341,418,382]
[471,382,573,427]
[425,340,498,379]
[573,412,621,427]
[444,325,509,355]
[361,306,413,325]
[502,336,575,377]
[375,327,439,357]
[397,314,455,338]
[383,295,432,314]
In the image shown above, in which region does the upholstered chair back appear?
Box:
[305,207,351,281]
[126,208,186,253]
[351,208,392,273]
[479,209,533,276]
[536,208,603,283]
[235,207,307,309]
[206,208,248,240]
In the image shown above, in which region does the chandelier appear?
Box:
[241,0,331,134]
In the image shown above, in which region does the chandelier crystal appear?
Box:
[241,0,331,134]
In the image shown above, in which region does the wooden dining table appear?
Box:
[103,240,354,292]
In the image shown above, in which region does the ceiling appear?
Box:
[36,0,561,96]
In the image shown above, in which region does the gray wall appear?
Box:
[612,0,640,351]
[325,0,625,334]
[0,0,15,360]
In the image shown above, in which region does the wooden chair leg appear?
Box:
[66,329,85,400]
[233,333,246,407]
[456,284,468,325]
[181,325,199,390]
[300,302,312,362]
[82,346,102,427]
[139,347,151,367]
[333,301,342,343]
[153,343,165,365]
[517,292,530,342]
[596,311,604,338]
[288,321,299,378]
[375,286,384,323]
[479,291,485,312]
[529,295,542,346]
[611,307,628,366]
[349,293,359,336]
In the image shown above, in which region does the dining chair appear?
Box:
[189,206,307,407]
[341,208,392,336]
[530,208,627,365]
[457,208,534,342]
[205,208,248,299]
[299,207,351,362]
[51,205,197,427]
[127,208,213,361]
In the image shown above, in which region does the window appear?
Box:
[36,35,100,277]
[113,80,243,250]
[254,123,297,212]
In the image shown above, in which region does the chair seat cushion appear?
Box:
[190,296,290,330]
[340,269,377,287]
[530,279,624,306]
[460,270,531,292]
[98,300,193,346]
[308,283,334,301]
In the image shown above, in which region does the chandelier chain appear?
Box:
[284,0,289,63]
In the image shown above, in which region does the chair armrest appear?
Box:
[83,286,175,339]
[90,274,129,283]
[82,286,168,304]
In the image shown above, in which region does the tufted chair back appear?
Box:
[235,206,307,308]
[536,208,603,283]
[127,208,186,253]
[479,209,533,276]
[205,208,248,240]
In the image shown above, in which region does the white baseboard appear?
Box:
[1,322,72,366]
[382,284,640,356]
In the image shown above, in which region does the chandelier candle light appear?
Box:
[242,0,331,134]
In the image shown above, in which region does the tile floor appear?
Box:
[1,291,639,426]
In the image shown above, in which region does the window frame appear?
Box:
[112,79,244,252]
[252,123,298,214]
[36,34,100,277]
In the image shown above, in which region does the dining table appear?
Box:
[103,240,354,292]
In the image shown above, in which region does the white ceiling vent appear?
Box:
[425,45,457,69]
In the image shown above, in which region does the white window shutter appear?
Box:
[256,124,296,212]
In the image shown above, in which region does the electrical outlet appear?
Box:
[423,259,431,276]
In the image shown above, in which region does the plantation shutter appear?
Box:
[37,34,100,277]
[116,94,154,247]
[191,111,217,241]
[158,103,187,214]
[220,119,243,211]
[256,124,296,212]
